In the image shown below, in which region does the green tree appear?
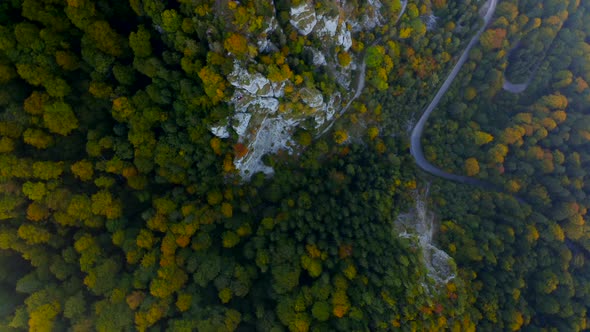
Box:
[17,224,51,244]
[22,182,47,201]
[43,102,78,136]
[161,9,182,33]
[366,45,385,68]
[311,301,330,321]
[129,25,152,58]
[86,20,126,57]
[23,129,54,149]
[222,231,240,248]
[272,264,300,295]
[67,195,92,220]
[91,190,122,219]
[71,160,94,181]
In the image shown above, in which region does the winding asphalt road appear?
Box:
[410,0,498,183]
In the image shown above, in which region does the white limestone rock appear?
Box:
[300,88,324,108]
[315,15,339,38]
[210,125,230,138]
[228,62,273,97]
[362,0,384,30]
[290,3,317,36]
[232,113,252,137]
[247,98,280,115]
[257,16,278,52]
[314,93,340,128]
[337,22,352,51]
[306,47,327,66]
[234,116,300,179]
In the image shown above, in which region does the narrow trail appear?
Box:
[316,0,407,138]
[397,0,408,23]
[410,0,498,184]
[315,61,366,138]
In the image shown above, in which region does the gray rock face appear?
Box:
[208,0,387,180]
[290,3,317,36]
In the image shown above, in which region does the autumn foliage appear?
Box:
[464,157,480,176]
[224,33,248,57]
[480,28,507,50]
[233,143,249,159]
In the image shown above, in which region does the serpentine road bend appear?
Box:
[503,79,529,93]
[410,0,498,183]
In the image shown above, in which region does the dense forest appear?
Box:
[424,0,590,330]
[0,0,588,331]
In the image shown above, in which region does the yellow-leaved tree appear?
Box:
[465,157,480,176]
[224,33,248,57]
[474,130,494,145]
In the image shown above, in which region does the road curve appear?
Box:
[410,0,498,182]
[503,56,544,93]
[503,79,529,93]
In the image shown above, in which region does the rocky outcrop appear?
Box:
[290,3,317,36]
[209,0,387,180]
[396,190,457,287]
